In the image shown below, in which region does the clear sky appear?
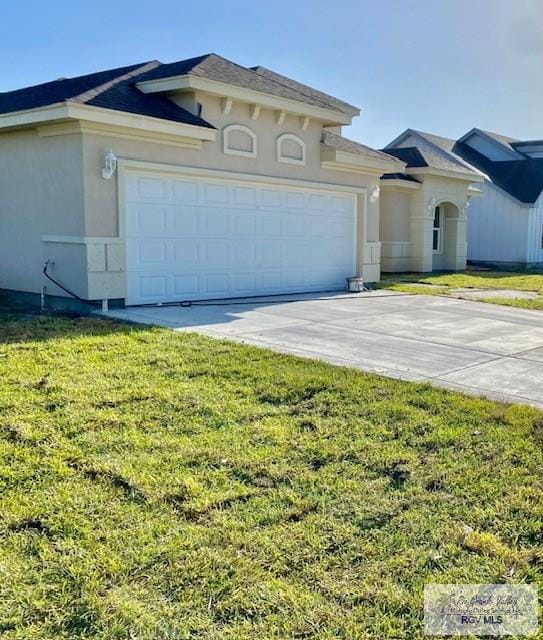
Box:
[2,0,542,148]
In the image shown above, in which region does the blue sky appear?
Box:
[2,0,542,148]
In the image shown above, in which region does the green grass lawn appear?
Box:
[0,314,542,639]
[378,270,543,311]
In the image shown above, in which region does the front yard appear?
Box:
[379,269,543,311]
[0,313,542,639]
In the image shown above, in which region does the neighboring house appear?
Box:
[0,53,403,306]
[452,129,543,268]
[385,128,543,269]
[380,130,484,273]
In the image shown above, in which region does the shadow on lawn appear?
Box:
[0,311,145,345]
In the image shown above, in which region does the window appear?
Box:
[433,205,443,253]
[222,124,257,158]
[276,133,306,165]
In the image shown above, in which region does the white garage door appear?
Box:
[124,170,356,305]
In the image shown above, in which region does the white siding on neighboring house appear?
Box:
[467,180,530,264]
[527,193,543,265]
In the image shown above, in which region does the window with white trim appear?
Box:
[433,205,443,253]
[222,124,257,158]
[276,133,306,165]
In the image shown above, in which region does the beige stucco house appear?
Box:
[0,55,484,308]
[379,130,484,273]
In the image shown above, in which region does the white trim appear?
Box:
[136,74,355,125]
[220,97,233,115]
[407,166,484,182]
[432,205,444,254]
[249,104,261,120]
[0,101,217,142]
[222,123,257,158]
[275,110,286,126]
[321,147,404,175]
[37,120,204,149]
[119,161,361,304]
[380,178,421,191]
[118,158,368,195]
[276,133,306,166]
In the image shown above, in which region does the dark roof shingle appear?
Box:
[0,60,214,129]
[136,54,352,113]
[322,130,401,164]
[1,54,359,129]
[250,66,358,114]
[453,141,543,204]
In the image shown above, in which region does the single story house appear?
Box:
[380,130,484,273]
[384,128,543,269]
[1,54,488,308]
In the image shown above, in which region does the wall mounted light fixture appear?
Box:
[102,149,118,179]
[369,186,380,203]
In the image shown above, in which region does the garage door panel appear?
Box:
[172,208,199,234]
[138,242,167,265]
[172,180,199,202]
[139,275,167,299]
[125,172,356,304]
[126,205,167,235]
[204,183,229,204]
[173,275,199,296]
[204,212,229,235]
[260,189,283,208]
[173,241,199,265]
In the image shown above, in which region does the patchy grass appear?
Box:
[379,270,543,292]
[379,270,543,311]
[0,313,542,639]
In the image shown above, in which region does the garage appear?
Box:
[124,169,357,305]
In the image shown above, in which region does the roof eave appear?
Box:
[136,74,353,125]
[0,101,217,142]
[406,166,484,182]
[321,147,405,175]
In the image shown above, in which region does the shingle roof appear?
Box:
[388,127,543,204]
[0,62,146,113]
[0,61,214,128]
[480,129,519,148]
[137,54,351,113]
[1,54,358,128]
[250,66,358,114]
[385,129,482,177]
[322,130,401,164]
[383,145,477,176]
[453,140,543,204]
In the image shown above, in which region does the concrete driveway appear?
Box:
[105,291,543,408]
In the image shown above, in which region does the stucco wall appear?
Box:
[81,93,383,292]
[379,189,412,272]
[379,175,473,273]
[467,180,530,264]
[82,93,380,235]
[1,93,387,301]
[0,128,87,296]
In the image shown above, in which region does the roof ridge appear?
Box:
[250,65,357,113]
[70,60,161,105]
[190,54,343,112]
[411,129,482,174]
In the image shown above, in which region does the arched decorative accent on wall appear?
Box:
[276,133,306,165]
[222,124,257,158]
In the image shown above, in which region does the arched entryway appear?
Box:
[431,201,464,271]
